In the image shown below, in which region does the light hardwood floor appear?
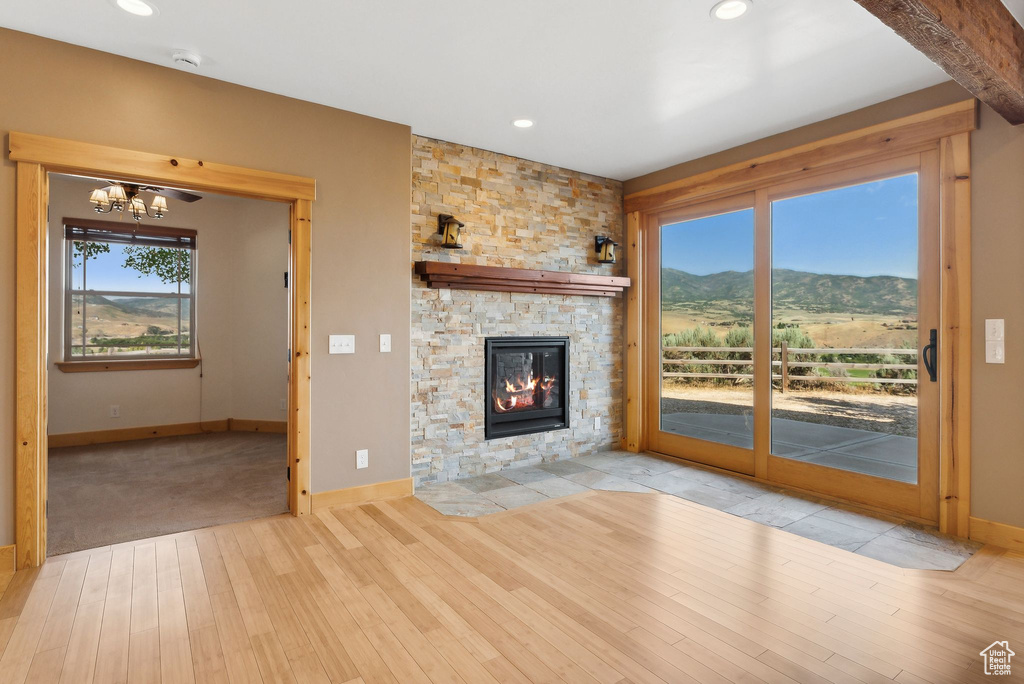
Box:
[0,489,1019,683]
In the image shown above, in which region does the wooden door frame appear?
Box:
[622,99,976,536]
[9,132,316,569]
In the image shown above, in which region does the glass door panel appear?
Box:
[770,174,921,483]
[656,206,756,458]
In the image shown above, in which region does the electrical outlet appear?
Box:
[594,416,601,430]
[356,449,369,469]
[986,340,1006,364]
[379,334,391,353]
[110,405,120,418]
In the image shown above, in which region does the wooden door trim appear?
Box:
[10,133,315,568]
[938,132,972,537]
[623,102,974,534]
[753,188,771,480]
[622,211,645,452]
[767,455,923,517]
[9,132,315,201]
[624,99,976,213]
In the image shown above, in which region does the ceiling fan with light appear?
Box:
[88,181,202,222]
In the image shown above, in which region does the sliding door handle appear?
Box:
[922,329,937,382]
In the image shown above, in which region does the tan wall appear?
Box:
[47,175,288,435]
[0,29,413,544]
[970,103,1024,528]
[625,81,1024,530]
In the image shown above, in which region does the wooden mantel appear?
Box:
[414,261,630,297]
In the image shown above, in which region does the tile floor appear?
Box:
[415,450,981,570]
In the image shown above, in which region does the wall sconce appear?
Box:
[437,214,465,249]
[595,236,618,264]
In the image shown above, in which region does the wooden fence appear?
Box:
[662,344,918,391]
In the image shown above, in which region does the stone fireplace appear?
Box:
[485,337,569,440]
[411,135,624,485]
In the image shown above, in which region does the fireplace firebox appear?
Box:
[485,337,569,440]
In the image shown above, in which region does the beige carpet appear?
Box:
[47,431,288,556]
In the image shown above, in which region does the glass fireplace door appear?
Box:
[485,337,569,440]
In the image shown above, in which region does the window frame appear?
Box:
[62,217,198,363]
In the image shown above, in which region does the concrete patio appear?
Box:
[662,412,917,483]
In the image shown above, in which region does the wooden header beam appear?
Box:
[854,0,1024,125]
[624,99,976,213]
[9,132,317,201]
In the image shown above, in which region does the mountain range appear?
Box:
[80,295,180,323]
[662,268,917,317]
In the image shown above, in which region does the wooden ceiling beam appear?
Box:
[854,0,1024,125]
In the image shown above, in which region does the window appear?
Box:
[64,218,197,361]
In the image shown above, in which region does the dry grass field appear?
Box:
[661,309,917,349]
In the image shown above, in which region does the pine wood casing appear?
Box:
[623,99,977,213]
[10,132,316,567]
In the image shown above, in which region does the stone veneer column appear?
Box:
[410,136,625,485]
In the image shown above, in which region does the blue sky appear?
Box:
[662,174,919,279]
[72,243,188,293]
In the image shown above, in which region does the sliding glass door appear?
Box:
[645,153,940,519]
[646,194,757,475]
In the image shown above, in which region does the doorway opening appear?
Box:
[11,131,316,569]
[45,173,291,556]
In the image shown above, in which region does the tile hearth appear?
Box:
[414,450,981,571]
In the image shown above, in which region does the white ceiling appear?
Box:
[1,0,956,180]
[1007,0,1024,24]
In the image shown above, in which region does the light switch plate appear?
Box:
[985,319,1005,341]
[356,449,369,469]
[379,334,391,353]
[329,334,355,354]
[594,416,601,430]
[986,340,1005,364]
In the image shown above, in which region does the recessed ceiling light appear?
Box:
[710,0,751,20]
[114,0,157,17]
[512,119,535,129]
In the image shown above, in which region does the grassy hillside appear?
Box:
[83,295,179,321]
[662,268,917,317]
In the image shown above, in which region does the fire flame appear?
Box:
[494,372,556,413]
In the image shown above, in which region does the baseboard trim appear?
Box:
[227,418,287,434]
[0,544,14,574]
[311,478,414,511]
[969,516,1024,552]
[49,418,287,448]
